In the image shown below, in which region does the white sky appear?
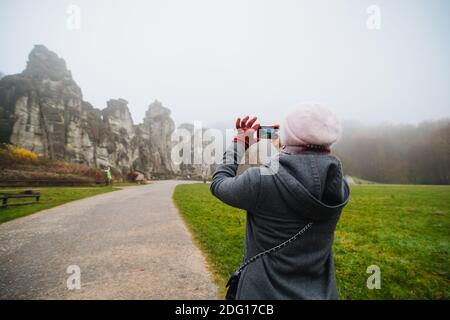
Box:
[1,0,449,128]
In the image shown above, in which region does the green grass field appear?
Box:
[0,186,118,224]
[173,183,450,299]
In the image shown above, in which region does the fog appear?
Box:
[1,0,449,128]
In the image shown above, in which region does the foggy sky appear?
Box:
[1,0,449,128]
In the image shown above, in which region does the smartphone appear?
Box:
[258,126,279,140]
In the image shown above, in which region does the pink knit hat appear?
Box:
[280,103,341,147]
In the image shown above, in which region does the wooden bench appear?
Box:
[0,190,41,208]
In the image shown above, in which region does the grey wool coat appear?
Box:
[210,143,350,300]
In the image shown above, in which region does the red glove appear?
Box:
[233,116,260,149]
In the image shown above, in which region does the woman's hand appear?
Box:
[233,116,260,149]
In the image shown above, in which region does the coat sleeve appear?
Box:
[210,142,261,211]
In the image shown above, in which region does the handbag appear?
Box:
[225,222,313,300]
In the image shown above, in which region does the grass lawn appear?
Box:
[0,186,118,224]
[173,183,450,299]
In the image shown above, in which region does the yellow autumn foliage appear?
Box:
[7,145,38,161]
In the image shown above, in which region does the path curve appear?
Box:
[0,181,218,299]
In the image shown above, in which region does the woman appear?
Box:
[210,103,350,300]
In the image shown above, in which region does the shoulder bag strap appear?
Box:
[237,222,313,273]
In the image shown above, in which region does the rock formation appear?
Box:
[0,45,176,178]
[175,123,218,179]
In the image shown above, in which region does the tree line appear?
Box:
[334,119,450,185]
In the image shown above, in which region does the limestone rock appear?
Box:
[0,45,177,178]
[176,122,216,179]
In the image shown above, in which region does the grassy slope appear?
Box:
[0,186,118,224]
[173,183,450,299]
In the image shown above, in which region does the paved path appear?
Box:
[0,181,218,299]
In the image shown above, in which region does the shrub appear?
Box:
[9,145,38,161]
[0,169,97,186]
[0,144,38,167]
[0,143,123,185]
[50,161,105,181]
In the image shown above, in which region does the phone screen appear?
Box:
[258,126,279,139]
